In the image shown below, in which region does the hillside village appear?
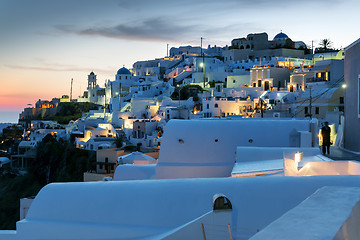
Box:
[2,32,360,239]
[4,32,345,178]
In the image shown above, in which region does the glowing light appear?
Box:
[199,62,204,67]
[295,152,302,163]
[342,84,347,88]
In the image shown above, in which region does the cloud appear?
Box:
[115,0,340,11]
[55,0,341,43]
[55,17,258,45]
[56,18,202,43]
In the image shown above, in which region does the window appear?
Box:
[105,157,108,163]
[315,107,319,115]
[304,107,308,115]
[233,80,236,83]
[214,103,218,108]
[340,97,344,104]
[288,108,292,114]
[207,104,209,109]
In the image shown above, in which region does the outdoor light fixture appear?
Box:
[295,152,302,163]
[342,84,347,88]
[294,152,303,169]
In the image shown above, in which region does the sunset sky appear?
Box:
[0,0,359,122]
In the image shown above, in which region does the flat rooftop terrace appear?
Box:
[327,146,360,161]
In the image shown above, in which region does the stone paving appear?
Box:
[325,146,360,161]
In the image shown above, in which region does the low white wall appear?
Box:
[250,186,360,240]
[0,231,16,240]
[162,210,232,240]
[235,147,320,163]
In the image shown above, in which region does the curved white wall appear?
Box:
[16,175,360,240]
[154,119,311,179]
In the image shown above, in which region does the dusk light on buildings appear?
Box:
[1,0,360,239]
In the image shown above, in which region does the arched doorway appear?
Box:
[213,194,232,210]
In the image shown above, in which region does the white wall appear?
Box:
[14,176,360,240]
[154,119,314,179]
[226,74,251,88]
[250,186,360,240]
[20,198,34,220]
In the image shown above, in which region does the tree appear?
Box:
[171,85,203,101]
[32,134,95,184]
[319,39,333,51]
[114,135,124,148]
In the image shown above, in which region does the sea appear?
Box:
[0,110,19,134]
[0,111,19,124]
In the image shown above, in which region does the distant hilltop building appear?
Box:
[224,32,308,64]
[77,71,106,105]
[169,45,223,58]
[78,67,134,106]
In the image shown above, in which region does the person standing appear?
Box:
[321,122,331,155]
